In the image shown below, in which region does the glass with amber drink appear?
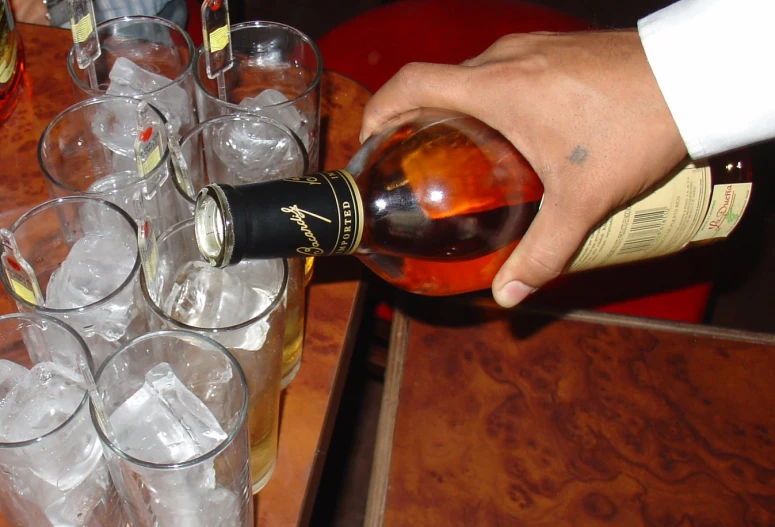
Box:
[140,218,287,494]
[177,113,308,388]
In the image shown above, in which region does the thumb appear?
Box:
[491,199,596,308]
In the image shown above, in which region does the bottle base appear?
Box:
[359,241,517,297]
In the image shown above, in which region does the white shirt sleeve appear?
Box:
[638,0,775,159]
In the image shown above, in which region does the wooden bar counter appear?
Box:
[367,297,775,526]
[0,23,369,527]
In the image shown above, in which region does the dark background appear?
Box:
[235,0,679,39]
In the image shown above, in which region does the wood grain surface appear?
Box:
[0,23,370,527]
[376,299,775,526]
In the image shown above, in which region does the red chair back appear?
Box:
[317,0,592,93]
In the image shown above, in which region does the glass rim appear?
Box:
[37,96,172,194]
[66,15,196,97]
[177,113,310,204]
[91,329,250,470]
[0,196,141,313]
[0,312,94,449]
[193,20,323,112]
[140,218,289,334]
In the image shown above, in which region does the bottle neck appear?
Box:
[200,170,365,266]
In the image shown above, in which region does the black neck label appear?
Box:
[264,170,363,257]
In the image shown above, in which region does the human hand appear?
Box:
[9,0,51,25]
[360,30,688,308]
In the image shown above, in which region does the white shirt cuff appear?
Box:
[638,0,775,159]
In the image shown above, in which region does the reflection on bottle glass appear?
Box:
[0,0,24,124]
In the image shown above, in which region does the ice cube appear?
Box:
[110,362,227,464]
[89,98,171,178]
[109,57,177,93]
[125,463,241,527]
[162,261,272,349]
[4,415,112,526]
[77,172,143,232]
[80,170,165,227]
[19,322,60,367]
[240,88,310,146]
[226,258,284,287]
[211,115,305,183]
[46,233,135,309]
[45,233,137,347]
[106,57,191,137]
[0,360,116,526]
[109,363,243,527]
[196,486,241,527]
[90,98,139,159]
[0,359,28,400]
[43,459,113,526]
[0,361,85,443]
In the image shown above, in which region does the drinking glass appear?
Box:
[194,19,322,286]
[179,113,308,388]
[38,96,187,235]
[0,312,124,526]
[194,21,322,170]
[0,196,147,368]
[66,15,198,138]
[141,218,287,494]
[93,330,253,526]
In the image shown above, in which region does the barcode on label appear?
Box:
[619,207,669,255]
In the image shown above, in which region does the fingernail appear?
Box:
[494,281,536,308]
[358,130,366,144]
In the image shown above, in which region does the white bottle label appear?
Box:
[569,164,713,272]
[689,182,752,242]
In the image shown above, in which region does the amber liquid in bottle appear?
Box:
[195,109,752,298]
[349,113,543,295]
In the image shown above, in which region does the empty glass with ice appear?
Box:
[66,16,198,138]
[38,96,188,235]
[0,312,125,526]
[140,218,287,494]
[194,22,322,171]
[178,113,308,201]
[0,196,147,369]
[92,330,253,527]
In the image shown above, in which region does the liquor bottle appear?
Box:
[0,0,24,124]
[193,108,752,296]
